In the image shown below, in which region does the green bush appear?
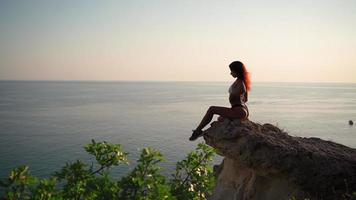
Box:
[170,143,216,200]
[0,140,216,200]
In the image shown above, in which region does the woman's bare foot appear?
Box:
[189,129,203,141]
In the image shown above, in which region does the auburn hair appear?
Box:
[229,61,251,91]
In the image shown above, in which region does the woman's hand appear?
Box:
[218,116,225,122]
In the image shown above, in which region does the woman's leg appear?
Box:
[195,106,247,131]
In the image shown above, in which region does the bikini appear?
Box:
[229,84,249,118]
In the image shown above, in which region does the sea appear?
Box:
[0,81,355,181]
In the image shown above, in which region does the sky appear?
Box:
[0,0,355,82]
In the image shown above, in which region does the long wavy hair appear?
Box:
[229,61,251,91]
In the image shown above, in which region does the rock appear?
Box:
[349,120,354,126]
[203,119,356,200]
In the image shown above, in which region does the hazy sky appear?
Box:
[1,0,355,82]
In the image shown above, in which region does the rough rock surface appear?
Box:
[203,119,356,200]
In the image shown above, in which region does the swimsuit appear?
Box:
[229,83,249,118]
[231,104,249,118]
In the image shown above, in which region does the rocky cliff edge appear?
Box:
[203,119,356,200]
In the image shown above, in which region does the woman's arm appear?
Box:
[229,80,245,104]
[231,80,245,96]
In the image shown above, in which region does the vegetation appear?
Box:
[0,140,216,200]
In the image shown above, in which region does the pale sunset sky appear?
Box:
[0,0,355,82]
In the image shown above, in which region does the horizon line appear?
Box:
[0,79,355,84]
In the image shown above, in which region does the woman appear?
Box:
[189,61,251,141]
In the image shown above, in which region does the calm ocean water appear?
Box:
[0,81,355,180]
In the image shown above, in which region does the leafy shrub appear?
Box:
[0,140,216,200]
[118,148,172,200]
[170,143,216,200]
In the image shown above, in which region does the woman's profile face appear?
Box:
[230,70,237,78]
